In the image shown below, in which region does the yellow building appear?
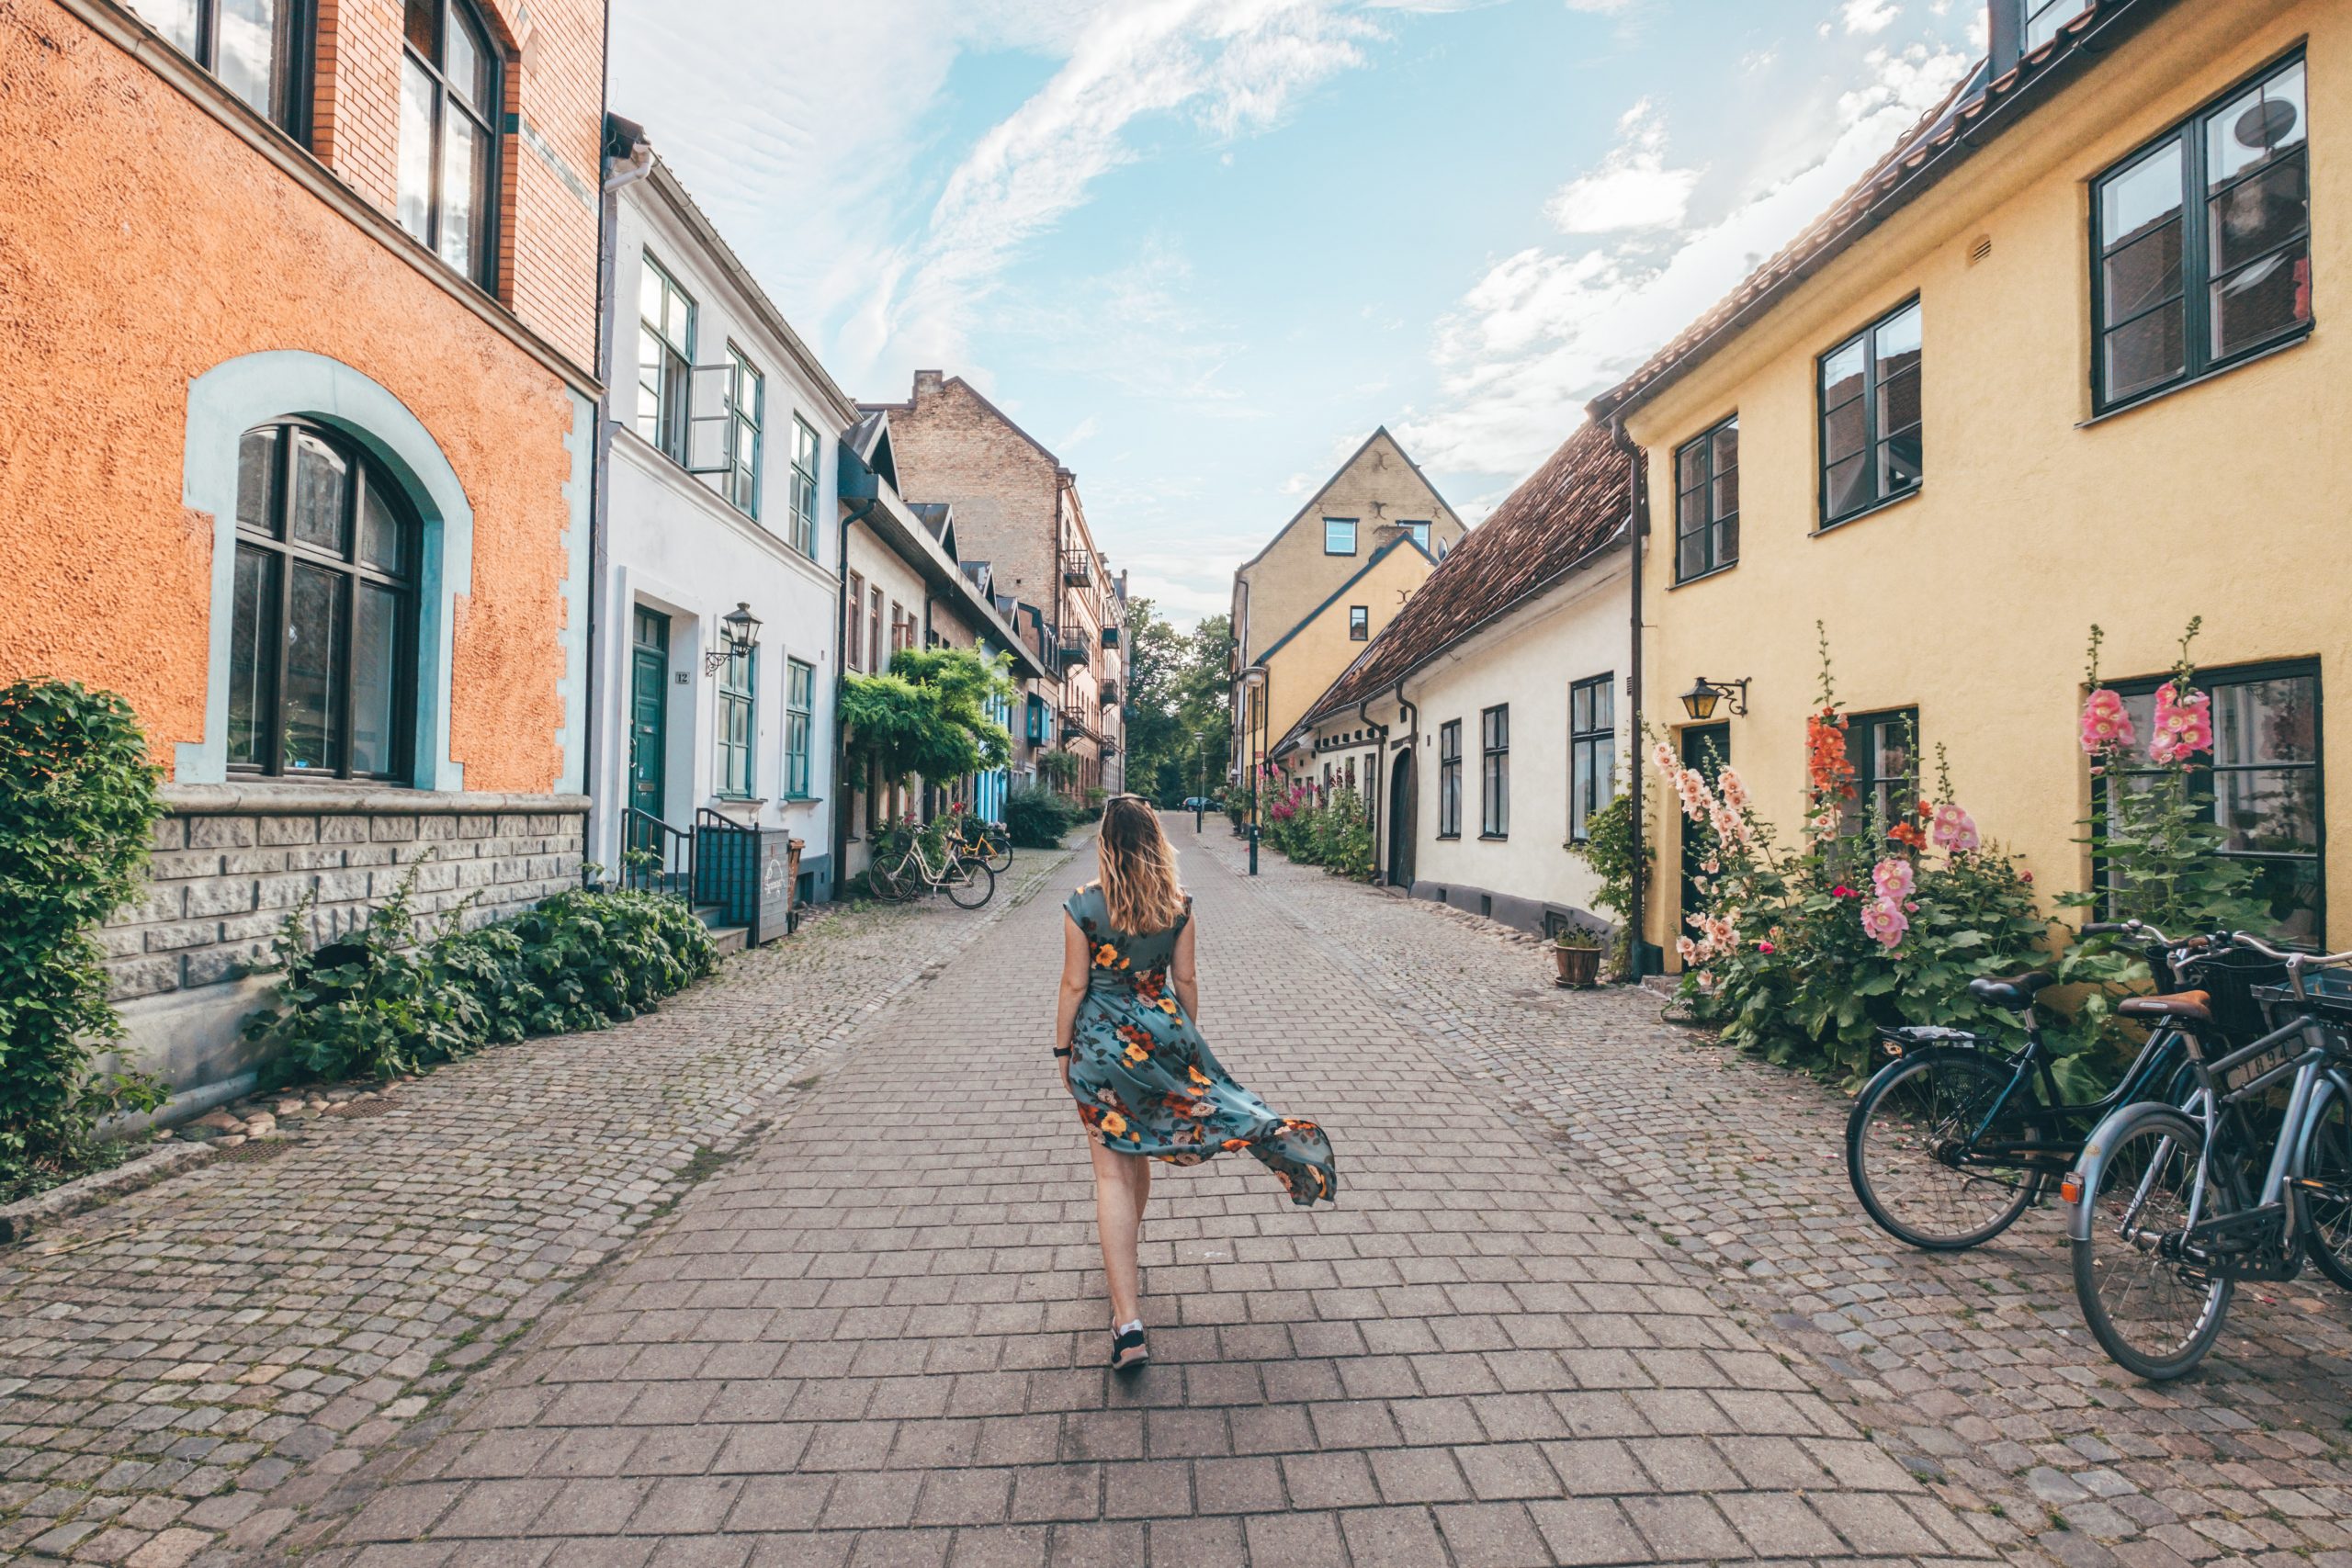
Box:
[1594,0,2342,964]
[1230,429,1465,786]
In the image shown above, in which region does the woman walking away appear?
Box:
[1055,795,1336,1371]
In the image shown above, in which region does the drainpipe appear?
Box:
[586,120,655,879]
[1614,416,1648,981]
[831,498,881,883]
[1393,675,1417,889]
[1357,697,1383,883]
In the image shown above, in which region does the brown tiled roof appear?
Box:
[1589,0,2170,422]
[1282,421,1635,748]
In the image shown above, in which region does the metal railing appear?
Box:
[621,807,694,898]
[1061,548,1093,586]
[693,807,756,925]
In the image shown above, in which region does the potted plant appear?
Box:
[1552,926,1602,988]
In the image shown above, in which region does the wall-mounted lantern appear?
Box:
[703,602,763,674]
[1679,676,1749,722]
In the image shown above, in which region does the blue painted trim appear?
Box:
[553,389,594,795]
[1255,536,1417,668]
[177,352,472,789]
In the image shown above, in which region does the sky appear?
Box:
[608,0,1991,626]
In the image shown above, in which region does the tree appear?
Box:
[840,646,1015,790]
[1118,598,1232,807]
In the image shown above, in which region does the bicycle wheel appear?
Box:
[868,855,916,903]
[1847,1048,2042,1250]
[945,859,995,908]
[985,835,1013,874]
[2072,1105,2233,1381]
[2298,1083,2352,1291]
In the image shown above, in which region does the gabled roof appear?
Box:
[1253,535,1433,671]
[843,410,897,490]
[859,373,1069,474]
[1589,0,2174,423]
[1237,427,1462,578]
[910,502,956,558]
[1283,421,1635,746]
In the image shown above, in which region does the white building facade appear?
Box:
[589,146,857,904]
[1277,423,1635,939]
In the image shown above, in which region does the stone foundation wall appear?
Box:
[104,784,591,1005]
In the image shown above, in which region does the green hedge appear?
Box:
[244,876,718,1087]
[0,681,168,1201]
[1006,785,1074,849]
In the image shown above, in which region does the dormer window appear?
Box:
[2022,0,2089,51]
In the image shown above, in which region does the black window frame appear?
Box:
[1323,517,1358,556]
[396,0,505,292]
[1672,415,1739,584]
[226,418,418,784]
[1348,605,1368,641]
[1569,672,1615,843]
[127,0,312,137]
[1480,704,1510,840]
[1842,706,1919,840]
[2108,659,2324,942]
[2090,49,2312,414]
[1817,298,1923,528]
[1437,720,1462,839]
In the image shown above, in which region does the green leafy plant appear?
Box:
[841,646,1016,794]
[243,874,718,1088]
[0,681,168,1198]
[1006,785,1075,849]
[1566,784,1649,976]
[1036,749,1082,789]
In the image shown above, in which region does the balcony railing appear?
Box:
[1100,681,1120,708]
[1061,549,1094,587]
[1102,626,1120,649]
[1057,631,1090,668]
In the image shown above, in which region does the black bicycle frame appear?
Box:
[1948,1017,2198,1172]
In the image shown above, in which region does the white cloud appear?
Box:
[1842,0,1900,34]
[1403,41,1968,477]
[845,0,1377,385]
[1543,98,1703,234]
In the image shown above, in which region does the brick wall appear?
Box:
[102,791,587,1004]
[875,375,1062,609]
[306,0,603,367]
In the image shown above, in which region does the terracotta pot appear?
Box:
[1553,944,1600,988]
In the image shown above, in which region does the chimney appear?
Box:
[912,369,944,400]
[1988,0,2023,80]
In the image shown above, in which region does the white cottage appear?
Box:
[588,132,855,911]
[1274,422,1635,939]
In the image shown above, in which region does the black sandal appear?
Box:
[1109,1325,1148,1371]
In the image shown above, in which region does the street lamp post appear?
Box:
[1239,667,1269,875]
[1193,731,1205,833]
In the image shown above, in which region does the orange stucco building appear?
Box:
[0,0,605,1104]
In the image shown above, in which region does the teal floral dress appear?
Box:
[1063,886,1337,1207]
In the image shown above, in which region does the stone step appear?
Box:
[691,905,749,955]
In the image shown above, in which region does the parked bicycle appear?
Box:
[1845,920,2281,1251]
[2065,931,2352,1380]
[869,826,995,908]
[946,812,1013,874]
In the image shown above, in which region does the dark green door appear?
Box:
[629,609,669,837]
[1679,722,1730,939]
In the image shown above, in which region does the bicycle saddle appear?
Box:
[2117,989,2211,1021]
[1967,971,2056,1010]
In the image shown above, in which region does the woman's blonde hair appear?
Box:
[1097,795,1186,933]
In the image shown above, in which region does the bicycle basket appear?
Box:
[2251,966,2352,1026]
[2177,948,2292,1040]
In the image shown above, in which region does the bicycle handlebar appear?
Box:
[2228,931,2352,968]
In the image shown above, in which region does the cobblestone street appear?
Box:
[5,820,2347,1567]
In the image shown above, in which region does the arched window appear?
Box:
[227,421,416,781]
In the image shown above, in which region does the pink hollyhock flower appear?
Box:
[1871,858,1916,903]
[2020,869,2033,884]
[1757,940,1775,954]
[1702,857,1721,874]
[1676,935,1697,963]
[1930,803,1980,853]
[1831,885,1854,898]
[1860,897,1908,950]
[1650,739,1677,776]
[2150,684,2213,766]
[2080,688,2136,755]
[1717,767,1750,812]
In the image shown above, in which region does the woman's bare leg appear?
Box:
[1088,1139,1147,1327]
[1132,1157,1152,1226]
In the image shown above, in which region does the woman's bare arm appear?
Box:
[1170,916,1200,1021]
[1056,913,1090,1088]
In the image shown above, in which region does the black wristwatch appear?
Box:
[1053,1046,1073,1059]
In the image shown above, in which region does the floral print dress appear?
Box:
[1063,886,1337,1207]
